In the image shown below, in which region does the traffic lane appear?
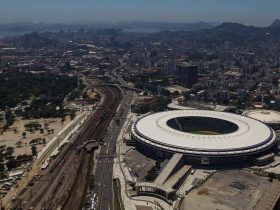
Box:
[92,93,132,209]
[101,169,112,209]
[99,159,113,210]
[92,148,112,207]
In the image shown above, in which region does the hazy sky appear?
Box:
[0,0,279,26]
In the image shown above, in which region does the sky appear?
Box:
[0,0,279,26]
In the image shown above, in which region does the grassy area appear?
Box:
[0,71,77,114]
[113,178,125,210]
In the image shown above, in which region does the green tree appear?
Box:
[268,172,277,179]
[4,108,15,129]
[6,158,17,170]
[135,81,144,89]
[0,163,5,178]
[22,132,27,138]
[160,89,171,97]
[6,147,14,156]
[135,104,149,114]
[70,110,76,120]
[31,146,37,156]
[0,163,4,172]
[172,91,180,97]
[0,145,6,152]
[15,141,23,148]
[0,153,4,163]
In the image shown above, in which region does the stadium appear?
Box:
[131,110,278,165]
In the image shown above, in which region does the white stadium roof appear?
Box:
[132,110,276,156]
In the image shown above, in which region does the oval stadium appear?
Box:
[131,110,278,165]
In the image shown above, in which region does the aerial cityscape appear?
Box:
[1,1,280,210]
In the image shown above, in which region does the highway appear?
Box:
[92,89,134,210]
[90,53,134,210]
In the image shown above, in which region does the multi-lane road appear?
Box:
[92,89,134,210]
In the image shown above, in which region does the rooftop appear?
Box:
[132,110,276,154]
[177,62,197,67]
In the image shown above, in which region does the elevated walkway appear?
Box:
[135,182,176,201]
[163,165,191,190]
[154,153,184,185]
[136,153,187,202]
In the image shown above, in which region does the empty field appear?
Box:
[181,170,270,210]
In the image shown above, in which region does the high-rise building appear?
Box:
[167,60,177,75]
[176,62,198,87]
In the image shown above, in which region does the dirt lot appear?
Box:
[136,206,153,210]
[89,90,99,99]
[0,116,71,156]
[181,170,271,210]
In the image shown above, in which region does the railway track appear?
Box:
[62,86,123,210]
[36,111,88,166]
[13,85,122,210]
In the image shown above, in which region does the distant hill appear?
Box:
[213,22,257,31]
[153,21,280,47]
[194,22,280,44]
[114,21,216,32]
[3,21,280,45]
[0,21,217,37]
[270,19,280,28]
[210,22,262,37]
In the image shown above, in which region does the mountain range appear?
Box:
[0,19,279,38]
[270,19,280,28]
[0,21,217,37]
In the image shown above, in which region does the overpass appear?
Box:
[154,153,184,185]
[88,83,142,92]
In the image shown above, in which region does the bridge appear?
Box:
[88,83,142,92]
